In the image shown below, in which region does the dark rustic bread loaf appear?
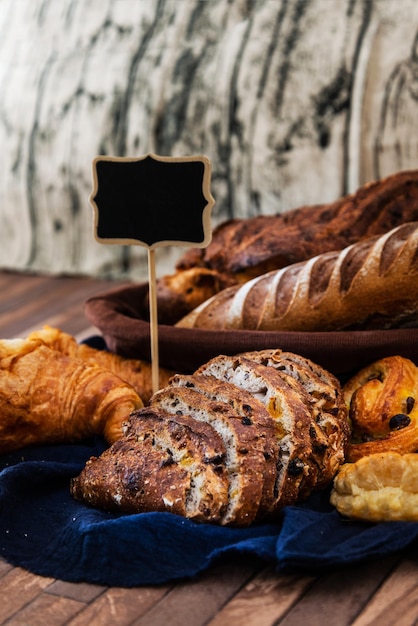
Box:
[177,222,418,332]
[177,169,418,279]
[154,170,418,324]
[70,407,229,523]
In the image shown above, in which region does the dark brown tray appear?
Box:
[85,282,418,378]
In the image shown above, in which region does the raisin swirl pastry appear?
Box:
[344,356,418,462]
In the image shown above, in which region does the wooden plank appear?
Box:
[276,554,401,626]
[46,579,106,603]
[207,566,315,626]
[65,585,172,626]
[4,594,85,626]
[0,557,14,578]
[0,272,48,304]
[0,273,129,339]
[0,274,53,316]
[352,546,418,626]
[0,567,54,623]
[131,557,264,626]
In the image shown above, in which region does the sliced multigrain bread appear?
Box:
[168,373,278,519]
[241,349,349,487]
[150,385,266,526]
[70,432,191,517]
[71,350,347,526]
[195,354,318,508]
[71,407,229,523]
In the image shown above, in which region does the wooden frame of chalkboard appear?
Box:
[90,153,214,250]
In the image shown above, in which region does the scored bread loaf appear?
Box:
[177,169,418,281]
[177,222,418,332]
[152,169,418,323]
[71,351,348,526]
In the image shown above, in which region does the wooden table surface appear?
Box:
[1,269,418,626]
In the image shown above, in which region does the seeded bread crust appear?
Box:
[72,351,347,526]
[70,436,191,516]
[150,386,266,526]
[71,407,229,523]
[196,355,319,508]
[241,349,349,487]
[168,373,278,519]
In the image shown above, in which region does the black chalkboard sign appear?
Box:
[90,153,214,249]
[89,152,214,395]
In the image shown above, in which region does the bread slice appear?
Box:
[241,349,349,487]
[150,385,266,526]
[71,433,191,518]
[168,373,278,518]
[195,355,318,508]
[71,407,229,523]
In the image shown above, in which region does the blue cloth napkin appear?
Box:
[1,438,418,587]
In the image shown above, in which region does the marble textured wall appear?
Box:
[1,0,417,280]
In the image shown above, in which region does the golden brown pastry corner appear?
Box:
[343,355,418,462]
[330,451,418,522]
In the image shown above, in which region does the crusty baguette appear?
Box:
[155,170,418,323]
[177,222,418,332]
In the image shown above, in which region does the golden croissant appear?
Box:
[28,325,174,403]
[0,337,143,453]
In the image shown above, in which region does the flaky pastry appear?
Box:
[0,338,143,453]
[344,356,418,462]
[330,452,418,521]
[28,325,173,402]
